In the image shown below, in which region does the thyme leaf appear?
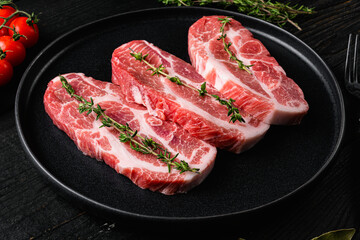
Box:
[130,51,148,61]
[60,75,200,174]
[168,76,183,85]
[129,49,245,123]
[150,64,166,76]
[198,82,207,96]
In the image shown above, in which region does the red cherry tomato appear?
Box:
[0,36,25,66]
[9,16,39,48]
[0,6,16,36]
[0,58,13,86]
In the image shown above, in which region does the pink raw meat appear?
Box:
[188,16,309,125]
[111,40,269,154]
[44,73,216,195]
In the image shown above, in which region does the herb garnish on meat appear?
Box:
[129,49,245,124]
[218,16,253,74]
[60,75,200,174]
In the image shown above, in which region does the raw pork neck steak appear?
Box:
[111,40,269,154]
[44,73,216,195]
[188,16,309,125]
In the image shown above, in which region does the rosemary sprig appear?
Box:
[129,49,245,123]
[218,16,252,74]
[159,0,314,31]
[59,75,200,174]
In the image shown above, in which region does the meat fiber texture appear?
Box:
[188,16,309,125]
[111,40,270,154]
[43,73,216,195]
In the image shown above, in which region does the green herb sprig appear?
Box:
[129,49,245,123]
[218,17,252,74]
[159,0,314,31]
[59,75,200,174]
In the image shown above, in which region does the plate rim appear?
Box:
[15,6,346,222]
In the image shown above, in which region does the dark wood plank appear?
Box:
[1,0,360,239]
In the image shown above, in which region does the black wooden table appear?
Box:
[1,0,360,239]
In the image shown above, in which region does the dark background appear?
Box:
[1,0,360,239]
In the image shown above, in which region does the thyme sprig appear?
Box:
[218,17,252,74]
[129,48,245,123]
[59,75,200,174]
[159,0,314,30]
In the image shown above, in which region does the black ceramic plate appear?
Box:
[15,7,344,225]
